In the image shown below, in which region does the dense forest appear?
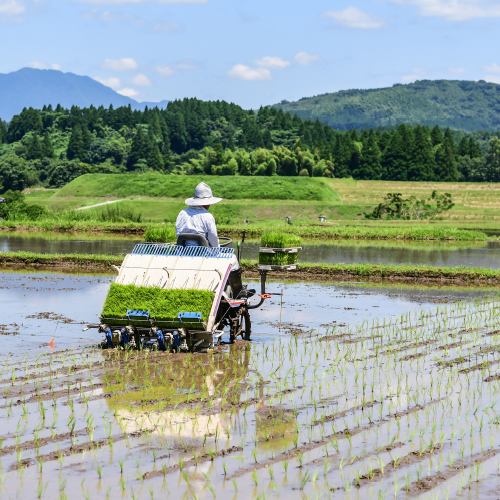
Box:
[276,80,500,131]
[1,98,500,193]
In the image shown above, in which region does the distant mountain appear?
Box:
[274,80,500,132]
[0,68,168,121]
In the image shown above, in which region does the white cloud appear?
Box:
[117,88,139,97]
[401,67,426,83]
[0,0,25,15]
[154,61,197,76]
[322,7,386,29]
[82,8,144,24]
[227,64,272,81]
[93,76,122,89]
[255,56,290,70]
[76,0,207,4]
[483,63,500,74]
[384,0,500,21]
[101,57,138,71]
[448,66,466,74]
[27,61,62,71]
[294,52,321,66]
[130,73,151,86]
[484,75,500,84]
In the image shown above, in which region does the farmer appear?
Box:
[176,181,240,271]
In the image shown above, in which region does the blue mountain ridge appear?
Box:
[0,68,169,120]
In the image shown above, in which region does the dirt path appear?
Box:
[75,199,126,210]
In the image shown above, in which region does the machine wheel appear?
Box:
[230,309,251,343]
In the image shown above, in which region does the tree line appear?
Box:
[1,99,500,193]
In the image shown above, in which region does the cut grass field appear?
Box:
[3,251,500,284]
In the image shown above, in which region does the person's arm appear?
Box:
[205,213,220,248]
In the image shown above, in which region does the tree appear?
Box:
[67,125,85,160]
[26,134,43,160]
[353,131,381,180]
[299,168,309,176]
[0,156,28,192]
[431,125,443,147]
[435,136,459,181]
[127,127,149,170]
[42,132,54,158]
[262,128,273,149]
[162,136,175,172]
[408,126,435,181]
[147,142,164,171]
[0,120,7,144]
[485,136,500,182]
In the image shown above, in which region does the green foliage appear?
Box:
[259,232,302,265]
[0,190,47,221]
[101,283,214,322]
[144,226,177,243]
[55,174,340,202]
[365,191,455,220]
[275,79,500,132]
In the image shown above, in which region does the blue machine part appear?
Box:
[131,243,234,259]
[173,331,180,350]
[178,312,202,323]
[127,309,150,320]
[157,330,166,351]
[105,328,113,348]
[120,328,129,346]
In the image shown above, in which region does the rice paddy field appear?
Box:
[3,267,500,498]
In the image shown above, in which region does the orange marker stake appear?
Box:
[48,337,54,345]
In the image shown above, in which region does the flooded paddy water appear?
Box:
[2,268,500,498]
[3,231,500,269]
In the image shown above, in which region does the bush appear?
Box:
[299,168,310,177]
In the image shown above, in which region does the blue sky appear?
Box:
[1,0,500,108]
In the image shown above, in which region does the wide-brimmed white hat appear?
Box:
[185,182,223,206]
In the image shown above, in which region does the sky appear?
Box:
[1,0,500,108]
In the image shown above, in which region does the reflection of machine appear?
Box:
[86,234,282,351]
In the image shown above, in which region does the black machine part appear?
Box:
[176,233,233,248]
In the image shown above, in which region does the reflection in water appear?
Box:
[1,231,499,268]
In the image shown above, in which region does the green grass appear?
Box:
[53,174,341,202]
[143,226,177,243]
[101,283,214,323]
[3,251,500,283]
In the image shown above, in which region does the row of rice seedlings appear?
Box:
[2,296,500,497]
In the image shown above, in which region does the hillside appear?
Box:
[0,68,168,121]
[53,174,341,202]
[275,80,500,132]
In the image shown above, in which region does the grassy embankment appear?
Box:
[3,251,500,284]
[3,174,494,240]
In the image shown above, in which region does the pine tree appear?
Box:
[469,137,483,158]
[262,129,273,149]
[42,132,54,158]
[431,125,444,146]
[435,137,459,181]
[26,134,43,160]
[147,142,164,171]
[162,135,175,172]
[0,120,7,144]
[82,126,93,152]
[168,112,188,154]
[127,127,149,170]
[381,132,407,181]
[67,125,85,160]
[408,126,435,181]
[458,136,469,156]
[353,131,381,180]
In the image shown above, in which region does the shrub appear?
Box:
[299,168,309,177]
